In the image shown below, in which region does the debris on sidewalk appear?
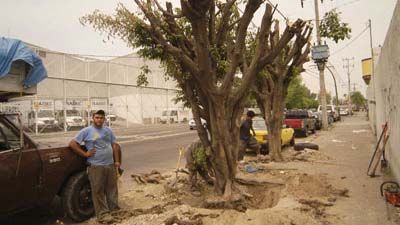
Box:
[352,129,368,133]
[131,170,166,184]
[294,143,319,151]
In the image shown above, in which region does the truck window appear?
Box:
[0,122,20,151]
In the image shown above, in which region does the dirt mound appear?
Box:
[286,173,349,200]
[284,149,332,162]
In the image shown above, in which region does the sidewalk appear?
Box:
[292,113,398,224]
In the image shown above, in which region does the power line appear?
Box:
[333,0,363,10]
[265,0,289,23]
[330,25,369,56]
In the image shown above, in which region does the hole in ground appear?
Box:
[179,182,283,210]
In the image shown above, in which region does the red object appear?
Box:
[385,192,400,206]
[285,119,304,129]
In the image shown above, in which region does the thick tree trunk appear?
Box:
[206,99,241,197]
[264,83,285,162]
[267,112,284,161]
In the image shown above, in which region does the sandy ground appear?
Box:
[79,113,399,225]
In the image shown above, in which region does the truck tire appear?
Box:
[62,171,94,222]
[294,143,319,151]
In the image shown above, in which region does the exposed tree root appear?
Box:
[164,215,203,225]
[235,177,284,186]
[131,170,166,184]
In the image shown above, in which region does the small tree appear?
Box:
[81,0,305,197]
[253,23,312,161]
[351,91,366,109]
[286,76,319,109]
[319,9,351,43]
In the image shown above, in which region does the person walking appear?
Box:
[69,110,121,224]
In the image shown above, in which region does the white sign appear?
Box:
[90,99,107,110]
[33,100,54,110]
[1,103,20,112]
[66,99,85,110]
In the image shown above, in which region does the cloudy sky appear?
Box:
[1,0,397,98]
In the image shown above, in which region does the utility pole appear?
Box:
[342,57,354,115]
[313,0,329,130]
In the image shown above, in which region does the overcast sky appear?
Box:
[1,0,397,98]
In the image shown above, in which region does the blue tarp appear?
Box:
[0,37,47,87]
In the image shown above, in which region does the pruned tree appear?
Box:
[253,21,312,161]
[81,0,306,197]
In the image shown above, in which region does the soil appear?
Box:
[78,114,399,225]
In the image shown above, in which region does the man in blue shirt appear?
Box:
[69,110,121,223]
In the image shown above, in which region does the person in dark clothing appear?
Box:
[238,110,261,161]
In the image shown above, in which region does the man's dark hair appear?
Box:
[93,110,106,117]
[247,110,256,118]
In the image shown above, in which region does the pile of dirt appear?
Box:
[99,166,347,225]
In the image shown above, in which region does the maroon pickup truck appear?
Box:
[284,110,316,137]
[0,113,93,222]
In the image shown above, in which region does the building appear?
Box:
[9,41,185,131]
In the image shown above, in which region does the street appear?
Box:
[118,128,197,174]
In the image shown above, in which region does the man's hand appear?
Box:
[85,149,96,158]
[114,162,121,168]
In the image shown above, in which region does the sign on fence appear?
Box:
[33,100,54,111]
[91,98,108,110]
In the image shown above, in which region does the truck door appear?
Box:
[0,117,40,214]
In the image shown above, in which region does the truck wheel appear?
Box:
[311,127,316,134]
[62,171,94,222]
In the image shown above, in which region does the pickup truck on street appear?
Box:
[284,110,316,137]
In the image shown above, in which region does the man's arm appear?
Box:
[69,140,95,158]
[112,142,122,167]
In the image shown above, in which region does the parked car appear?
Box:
[0,113,96,222]
[311,111,322,130]
[252,117,295,154]
[284,110,316,137]
[57,110,86,130]
[160,109,190,124]
[311,111,333,129]
[339,106,350,116]
[28,110,60,130]
[318,105,339,121]
[188,118,207,130]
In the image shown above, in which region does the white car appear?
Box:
[188,118,207,130]
[339,108,349,116]
[65,116,86,128]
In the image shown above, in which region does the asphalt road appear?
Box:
[0,124,198,225]
[120,131,197,174]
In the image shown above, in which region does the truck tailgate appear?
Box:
[284,119,303,129]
